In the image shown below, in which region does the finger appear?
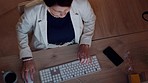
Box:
[86,58,89,64]
[30,68,35,81]
[85,54,89,64]
[80,56,84,63]
[82,53,89,64]
[32,67,36,74]
[86,55,90,64]
[25,70,29,83]
[30,71,33,81]
[83,58,88,64]
[21,70,25,81]
[86,57,90,64]
[81,58,85,64]
[80,52,86,63]
[89,56,92,64]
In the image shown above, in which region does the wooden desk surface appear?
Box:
[0,31,148,83]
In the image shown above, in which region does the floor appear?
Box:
[0,0,29,57]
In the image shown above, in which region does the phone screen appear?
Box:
[103,46,124,66]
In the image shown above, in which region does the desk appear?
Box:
[0,31,148,83]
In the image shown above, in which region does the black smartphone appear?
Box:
[103,46,124,66]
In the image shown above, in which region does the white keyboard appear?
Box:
[39,55,101,83]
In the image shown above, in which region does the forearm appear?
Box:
[16,10,34,59]
[79,0,96,47]
[17,25,33,59]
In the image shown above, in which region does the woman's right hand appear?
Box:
[21,60,36,82]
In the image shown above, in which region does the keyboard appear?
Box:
[39,55,101,83]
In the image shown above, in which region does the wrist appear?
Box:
[80,44,89,48]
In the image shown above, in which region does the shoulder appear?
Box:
[71,0,91,12]
[71,0,93,14]
[72,0,89,7]
[24,2,45,14]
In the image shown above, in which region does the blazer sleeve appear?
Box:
[16,7,36,59]
[79,0,96,47]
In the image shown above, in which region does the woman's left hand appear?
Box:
[77,44,91,64]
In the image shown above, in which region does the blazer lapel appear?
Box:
[70,9,82,44]
[38,4,48,47]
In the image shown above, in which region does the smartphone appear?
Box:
[103,46,124,66]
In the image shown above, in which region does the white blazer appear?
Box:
[16,0,96,59]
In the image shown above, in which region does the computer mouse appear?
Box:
[24,73,33,83]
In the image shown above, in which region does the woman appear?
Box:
[16,0,96,82]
